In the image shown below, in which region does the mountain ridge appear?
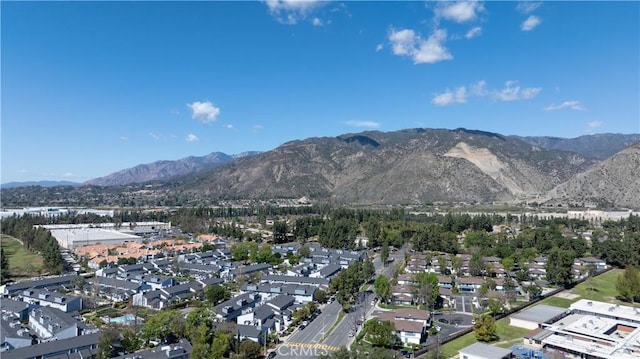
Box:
[84,151,261,186]
[2,128,638,209]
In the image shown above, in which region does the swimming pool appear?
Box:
[110,314,136,324]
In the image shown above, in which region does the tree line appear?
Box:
[0,215,63,275]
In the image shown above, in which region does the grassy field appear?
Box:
[1,234,45,279]
[569,269,639,307]
[538,296,576,308]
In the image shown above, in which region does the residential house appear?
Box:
[457,277,485,293]
[391,285,414,306]
[1,316,32,351]
[213,293,262,322]
[236,324,267,344]
[377,309,430,346]
[18,289,83,313]
[575,257,607,271]
[29,307,89,341]
[2,275,78,296]
[1,298,31,321]
[2,332,101,359]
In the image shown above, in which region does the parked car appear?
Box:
[299,324,306,330]
[438,318,449,324]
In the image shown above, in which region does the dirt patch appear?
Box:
[556,292,581,300]
[444,142,524,195]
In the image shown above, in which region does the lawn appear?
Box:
[570,269,639,307]
[1,234,45,279]
[538,296,576,308]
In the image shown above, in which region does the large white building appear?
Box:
[40,222,171,249]
[538,300,640,359]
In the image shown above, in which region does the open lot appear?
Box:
[1,234,45,279]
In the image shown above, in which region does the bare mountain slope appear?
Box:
[545,142,640,208]
[85,151,260,186]
[517,133,640,160]
[174,128,595,204]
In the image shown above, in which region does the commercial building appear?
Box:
[534,300,640,359]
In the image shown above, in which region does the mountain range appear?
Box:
[83,151,261,186]
[1,129,638,208]
[0,180,81,189]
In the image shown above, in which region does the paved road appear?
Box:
[275,247,406,358]
[272,301,343,359]
[288,300,342,345]
[323,247,405,349]
[453,295,475,313]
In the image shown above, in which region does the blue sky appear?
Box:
[2,1,639,183]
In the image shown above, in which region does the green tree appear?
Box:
[487,297,506,314]
[374,276,391,303]
[142,309,184,344]
[1,245,9,282]
[314,289,327,303]
[121,327,141,353]
[380,241,390,266]
[616,266,640,304]
[97,325,119,359]
[299,245,311,258]
[474,314,498,342]
[364,320,396,348]
[211,330,231,359]
[205,284,231,305]
[256,243,272,263]
[239,339,262,359]
[545,248,576,287]
[414,272,439,308]
[469,253,484,276]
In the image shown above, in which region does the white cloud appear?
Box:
[544,100,585,111]
[587,120,603,129]
[516,1,542,14]
[149,132,161,140]
[465,26,482,39]
[187,101,220,124]
[435,1,484,23]
[312,17,323,26]
[16,169,28,173]
[432,80,540,106]
[375,44,384,52]
[225,124,234,129]
[63,172,74,178]
[469,80,487,96]
[492,81,541,101]
[521,15,541,31]
[252,124,264,130]
[119,136,129,141]
[345,120,380,128]
[432,86,468,106]
[388,28,452,64]
[170,108,180,115]
[185,134,199,143]
[265,0,327,25]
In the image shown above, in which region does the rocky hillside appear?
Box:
[545,142,640,208]
[172,128,595,205]
[85,151,260,186]
[517,133,640,160]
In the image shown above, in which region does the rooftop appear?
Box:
[512,304,567,323]
[459,342,513,359]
